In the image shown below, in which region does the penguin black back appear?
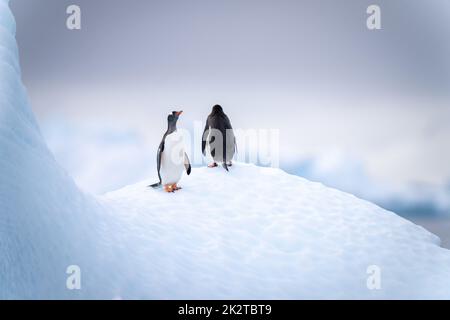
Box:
[202,105,236,171]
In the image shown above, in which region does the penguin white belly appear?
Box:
[160,132,185,185]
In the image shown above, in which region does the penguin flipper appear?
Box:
[156,139,164,185]
[202,121,210,156]
[222,162,229,171]
[184,152,191,175]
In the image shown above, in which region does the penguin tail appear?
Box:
[222,162,229,172]
[149,182,162,188]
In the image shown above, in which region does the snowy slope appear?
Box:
[103,164,450,299]
[1,0,450,299]
[0,0,116,299]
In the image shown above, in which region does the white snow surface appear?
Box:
[2,0,450,299]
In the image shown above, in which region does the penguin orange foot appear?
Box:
[164,184,175,193]
[208,162,218,168]
[149,110,191,192]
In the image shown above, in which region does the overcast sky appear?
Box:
[9,0,450,215]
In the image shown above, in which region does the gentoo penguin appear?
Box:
[202,105,236,171]
[150,111,191,192]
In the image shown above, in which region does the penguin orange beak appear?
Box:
[175,111,183,116]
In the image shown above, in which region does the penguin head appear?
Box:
[212,105,223,114]
[167,110,183,128]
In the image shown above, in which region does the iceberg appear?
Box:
[1,0,450,299]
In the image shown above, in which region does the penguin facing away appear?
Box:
[202,105,236,171]
[150,111,191,192]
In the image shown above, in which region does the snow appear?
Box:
[1,0,114,299]
[103,164,450,299]
[2,0,450,299]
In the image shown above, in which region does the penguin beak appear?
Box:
[175,111,183,116]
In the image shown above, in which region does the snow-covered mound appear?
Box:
[103,164,450,299]
[2,0,450,299]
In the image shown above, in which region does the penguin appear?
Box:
[202,105,236,171]
[150,111,191,192]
